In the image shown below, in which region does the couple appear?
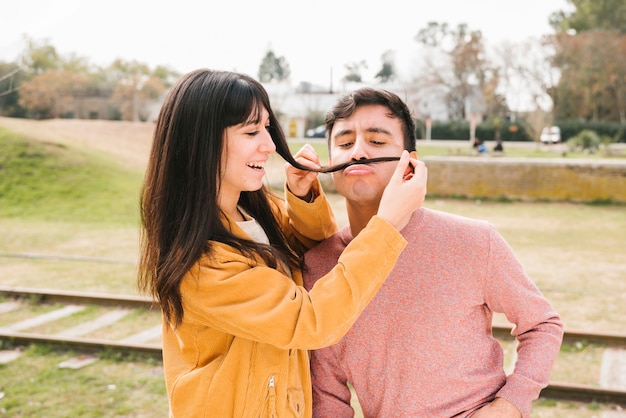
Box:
[138,69,563,418]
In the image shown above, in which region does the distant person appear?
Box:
[303,87,564,418]
[137,70,427,416]
[474,137,488,154]
[493,129,504,152]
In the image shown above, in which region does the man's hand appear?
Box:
[285,144,321,200]
[471,397,522,418]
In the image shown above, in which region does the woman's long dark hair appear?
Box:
[138,69,302,326]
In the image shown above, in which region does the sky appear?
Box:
[1,0,573,89]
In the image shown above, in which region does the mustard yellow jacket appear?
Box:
[162,183,407,417]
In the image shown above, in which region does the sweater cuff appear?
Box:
[495,374,543,418]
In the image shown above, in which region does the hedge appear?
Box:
[415,120,626,143]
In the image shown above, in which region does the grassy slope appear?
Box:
[0,127,143,224]
[0,127,143,295]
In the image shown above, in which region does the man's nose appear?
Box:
[350,138,368,160]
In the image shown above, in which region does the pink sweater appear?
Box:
[303,208,564,418]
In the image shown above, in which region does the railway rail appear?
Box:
[1,285,625,408]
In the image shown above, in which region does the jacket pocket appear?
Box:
[287,389,305,417]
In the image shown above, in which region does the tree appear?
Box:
[1,35,173,120]
[1,36,94,117]
[18,70,89,119]
[495,37,560,113]
[375,50,396,83]
[258,50,290,83]
[107,59,166,121]
[19,35,62,75]
[342,60,367,83]
[550,0,626,34]
[545,1,626,122]
[151,65,180,88]
[552,31,626,122]
[413,22,505,121]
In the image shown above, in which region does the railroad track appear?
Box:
[1,285,625,408]
[0,285,161,358]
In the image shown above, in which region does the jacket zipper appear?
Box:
[269,375,277,418]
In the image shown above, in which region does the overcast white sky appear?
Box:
[1,0,573,88]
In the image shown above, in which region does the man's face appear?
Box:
[329,104,406,205]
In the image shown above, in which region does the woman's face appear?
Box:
[219,107,276,205]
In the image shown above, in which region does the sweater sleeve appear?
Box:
[310,348,355,418]
[483,226,564,418]
[181,215,407,350]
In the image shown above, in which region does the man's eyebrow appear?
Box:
[333,126,393,139]
[333,128,354,138]
[365,127,393,136]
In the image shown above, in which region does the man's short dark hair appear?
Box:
[325,88,416,152]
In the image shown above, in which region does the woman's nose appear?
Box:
[261,131,276,153]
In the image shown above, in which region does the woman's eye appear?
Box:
[245,125,271,137]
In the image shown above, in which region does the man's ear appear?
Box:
[409,150,418,159]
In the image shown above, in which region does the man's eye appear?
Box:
[337,141,353,148]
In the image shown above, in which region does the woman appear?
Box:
[138,69,427,417]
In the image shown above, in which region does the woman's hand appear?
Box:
[377,150,428,231]
[285,144,321,200]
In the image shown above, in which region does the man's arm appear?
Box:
[484,226,564,418]
[310,347,355,418]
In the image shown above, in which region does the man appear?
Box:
[302,88,564,418]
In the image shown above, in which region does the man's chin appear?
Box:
[339,187,383,205]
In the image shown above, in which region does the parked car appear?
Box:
[540,126,561,144]
[305,125,326,138]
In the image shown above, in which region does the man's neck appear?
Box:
[346,201,379,237]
